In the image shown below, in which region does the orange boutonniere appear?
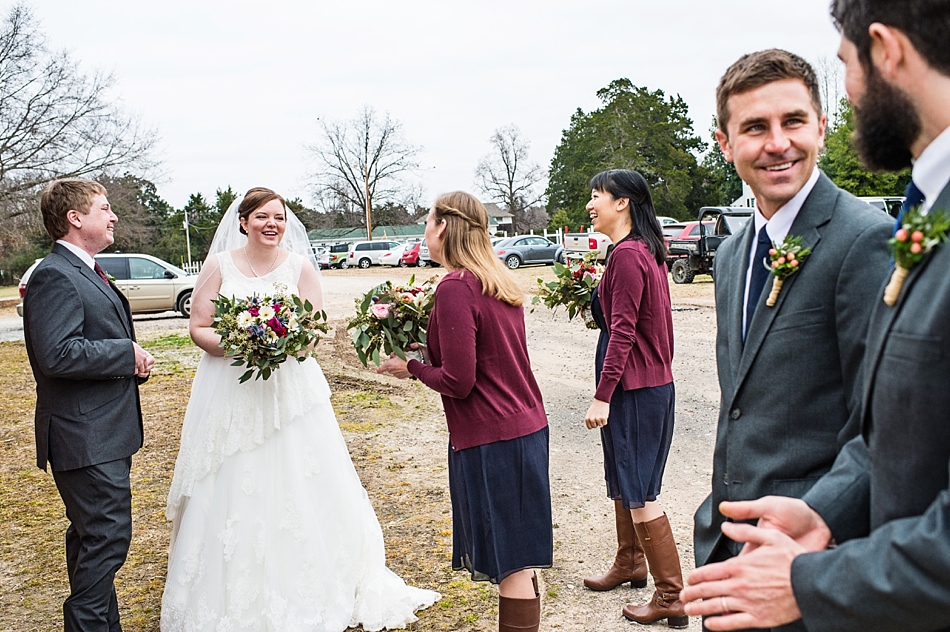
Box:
[884,207,950,306]
[765,235,811,307]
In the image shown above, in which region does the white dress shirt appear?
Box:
[912,125,950,213]
[742,166,821,334]
[56,239,96,270]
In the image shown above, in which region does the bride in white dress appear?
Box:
[161,188,439,632]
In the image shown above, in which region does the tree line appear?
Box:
[0,1,907,284]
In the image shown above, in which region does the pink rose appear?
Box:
[371,303,390,319]
[768,248,777,256]
[895,228,909,242]
[771,261,780,268]
[777,256,786,265]
[790,260,799,267]
[248,306,259,317]
[910,242,923,254]
[267,317,287,337]
[912,230,924,243]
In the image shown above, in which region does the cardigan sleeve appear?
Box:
[595,245,647,401]
[408,278,478,399]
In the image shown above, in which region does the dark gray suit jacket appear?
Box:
[694,172,892,566]
[24,243,143,472]
[793,181,950,632]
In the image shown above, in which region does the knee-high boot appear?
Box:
[622,514,688,629]
[583,500,648,590]
[499,572,541,632]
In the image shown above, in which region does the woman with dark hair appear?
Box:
[581,170,686,628]
[378,191,552,632]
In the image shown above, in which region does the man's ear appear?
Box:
[66,209,82,230]
[715,128,734,163]
[868,22,910,81]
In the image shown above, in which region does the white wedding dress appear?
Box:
[161,252,439,632]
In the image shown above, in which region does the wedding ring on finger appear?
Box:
[721,596,729,614]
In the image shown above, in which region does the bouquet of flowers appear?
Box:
[347,275,437,366]
[884,207,950,305]
[532,253,604,329]
[213,283,329,383]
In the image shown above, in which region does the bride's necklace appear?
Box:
[244,246,280,277]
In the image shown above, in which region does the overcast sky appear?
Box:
[27,0,843,210]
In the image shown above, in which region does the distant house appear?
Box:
[484,203,514,234]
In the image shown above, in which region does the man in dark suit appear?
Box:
[692,49,892,631]
[682,2,950,631]
[24,179,154,631]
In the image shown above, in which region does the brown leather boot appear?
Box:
[584,500,648,590]
[498,572,541,632]
[621,514,688,629]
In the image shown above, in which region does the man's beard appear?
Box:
[852,67,921,172]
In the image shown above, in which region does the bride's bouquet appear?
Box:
[347,275,436,367]
[213,283,330,383]
[532,253,604,329]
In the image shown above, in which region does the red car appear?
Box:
[663,221,715,249]
[401,241,422,266]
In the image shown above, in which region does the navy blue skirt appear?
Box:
[448,426,553,583]
[592,288,676,509]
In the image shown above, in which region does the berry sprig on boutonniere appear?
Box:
[884,207,950,306]
[765,235,811,307]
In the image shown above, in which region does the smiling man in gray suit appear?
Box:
[691,49,892,631]
[24,179,154,631]
[683,1,950,629]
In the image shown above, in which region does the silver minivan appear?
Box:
[347,241,400,268]
[17,253,196,317]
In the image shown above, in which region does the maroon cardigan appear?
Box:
[594,239,674,402]
[408,270,548,450]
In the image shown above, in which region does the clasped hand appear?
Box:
[133,342,155,378]
[680,496,833,630]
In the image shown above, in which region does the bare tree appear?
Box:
[815,56,845,126]
[0,3,158,216]
[307,106,420,239]
[475,125,546,234]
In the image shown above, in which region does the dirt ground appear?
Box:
[0,265,719,631]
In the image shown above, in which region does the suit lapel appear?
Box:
[53,244,133,337]
[858,182,950,429]
[734,173,836,391]
[725,218,755,379]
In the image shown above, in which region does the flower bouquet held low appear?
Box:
[765,236,811,306]
[347,275,437,367]
[213,283,329,383]
[884,207,950,306]
[532,253,604,329]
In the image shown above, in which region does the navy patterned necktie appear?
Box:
[745,224,772,340]
[894,180,925,233]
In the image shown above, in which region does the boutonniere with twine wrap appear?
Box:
[765,236,811,306]
[884,207,950,306]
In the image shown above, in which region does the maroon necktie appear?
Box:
[93,262,111,286]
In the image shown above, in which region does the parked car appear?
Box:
[401,242,422,266]
[347,240,401,269]
[379,243,411,267]
[858,196,904,218]
[17,253,197,317]
[562,232,613,262]
[667,207,753,283]
[493,235,566,269]
[656,216,679,226]
[663,221,716,249]
[418,239,440,267]
[326,242,351,269]
[311,246,331,269]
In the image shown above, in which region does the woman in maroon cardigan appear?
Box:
[582,170,687,628]
[378,191,551,632]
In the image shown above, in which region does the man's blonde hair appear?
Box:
[40,179,108,240]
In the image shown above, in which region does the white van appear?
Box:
[347,241,400,268]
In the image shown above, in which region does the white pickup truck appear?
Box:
[562,232,613,262]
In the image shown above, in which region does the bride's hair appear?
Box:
[432,191,523,306]
[238,187,286,235]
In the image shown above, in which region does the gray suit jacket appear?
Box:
[24,243,143,472]
[694,172,892,566]
[794,181,950,632]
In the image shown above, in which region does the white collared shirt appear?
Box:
[912,125,950,213]
[742,167,821,334]
[56,239,96,270]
